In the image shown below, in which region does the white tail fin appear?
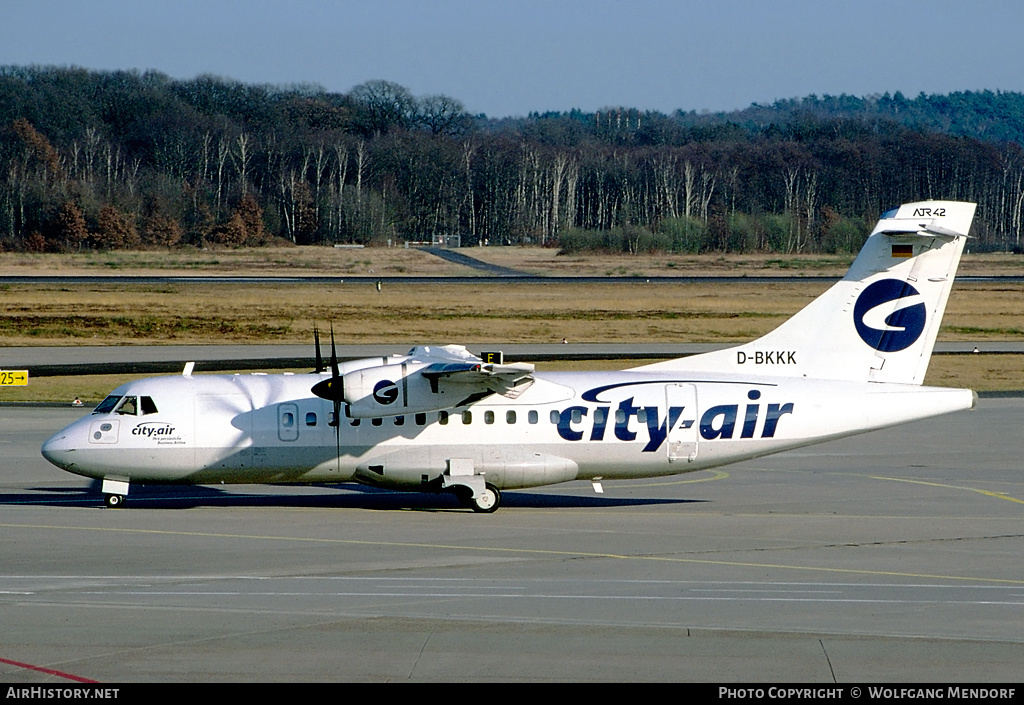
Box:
[636,201,976,385]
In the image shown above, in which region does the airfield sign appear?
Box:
[0,370,28,386]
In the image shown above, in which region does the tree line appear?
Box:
[2,66,1023,255]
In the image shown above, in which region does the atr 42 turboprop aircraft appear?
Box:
[42,201,977,512]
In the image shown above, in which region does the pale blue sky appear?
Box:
[3,0,1022,117]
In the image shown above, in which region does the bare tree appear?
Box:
[215,135,230,211]
[350,80,416,135]
[232,133,252,196]
[354,140,367,216]
[416,94,471,135]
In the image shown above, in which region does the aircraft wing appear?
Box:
[420,360,536,399]
[319,344,537,417]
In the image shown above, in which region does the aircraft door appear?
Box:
[666,383,698,463]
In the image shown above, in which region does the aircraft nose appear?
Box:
[41,429,76,469]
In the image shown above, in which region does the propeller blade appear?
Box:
[310,322,345,468]
[329,326,342,462]
[311,323,345,401]
[314,323,324,373]
[333,396,342,468]
[330,325,339,379]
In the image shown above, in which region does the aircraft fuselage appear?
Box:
[42,368,975,493]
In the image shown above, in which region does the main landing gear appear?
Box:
[441,467,502,513]
[469,483,501,513]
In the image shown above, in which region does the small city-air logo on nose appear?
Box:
[853,279,927,352]
[372,379,399,405]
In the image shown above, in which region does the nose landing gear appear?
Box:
[104,493,126,508]
[101,478,130,509]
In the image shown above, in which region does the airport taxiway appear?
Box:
[1,399,1022,682]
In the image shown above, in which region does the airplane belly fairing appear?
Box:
[352,445,579,491]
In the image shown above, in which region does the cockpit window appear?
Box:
[93,395,122,414]
[140,396,158,415]
[94,394,157,415]
[114,396,138,415]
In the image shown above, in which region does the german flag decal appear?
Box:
[892,244,914,258]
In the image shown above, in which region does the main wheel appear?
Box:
[104,494,125,508]
[470,484,501,513]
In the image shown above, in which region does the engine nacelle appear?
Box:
[311,345,534,418]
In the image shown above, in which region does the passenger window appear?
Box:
[371,418,383,426]
[439,411,449,425]
[572,409,583,424]
[281,412,295,427]
[140,396,158,415]
[636,409,647,423]
[616,409,626,423]
[528,410,538,424]
[305,412,317,427]
[549,410,559,424]
[415,413,426,425]
[394,416,404,426]
[462,411,472,425]
[594,408,606,425]
[506,410,516,424]
[484,410,494,425]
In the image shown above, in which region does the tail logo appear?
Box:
[853,279,927,352]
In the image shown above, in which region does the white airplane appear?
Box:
[42,200,977,512]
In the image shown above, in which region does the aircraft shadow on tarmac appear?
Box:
[7,482,705,511]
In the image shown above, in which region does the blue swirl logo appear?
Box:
[372,379,399,405]
[853,279,926,352]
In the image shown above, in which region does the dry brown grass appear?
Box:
[471,247,1024,277]
[0,280,832,346]
[0,246,469,277]
[1,246,1022,278]
[0,280,1020,348]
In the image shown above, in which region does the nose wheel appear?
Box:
[104,494,126,508]
[101,478,130,508]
